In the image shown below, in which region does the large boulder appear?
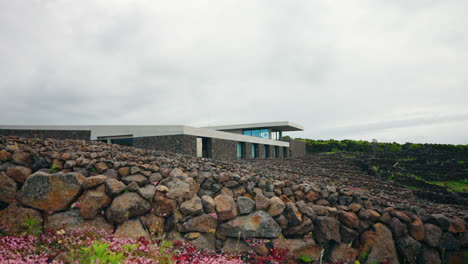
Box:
[396,236,421,264]
[105,192,151,224]
[314,216,341,243]
[6,166,31,183]
[153,191,177,217]
[339,211,359,229]
[180,214,218,233]
[359,223,399,264]
[141,214,165,235]
[267,197,285,217]
[12,152,33,166]
[0,203,41,233]
[237,196,255,215]
[218,210,282,238]
[115,219,150,240]
[214,194,238,221]
[166,178,199,200]
[0,171,17,203]
[180,196,203,216]
[408,218,425,241]
[417,246,441,264]
[18,172,84,211]
[45,209,82,231]
[424,223,442,248]
[79,189,111,219]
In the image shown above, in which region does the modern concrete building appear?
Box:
[0,121,306,160]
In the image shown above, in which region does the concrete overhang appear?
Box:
[203,121,304,132]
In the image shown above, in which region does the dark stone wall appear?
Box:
[0,129,91,140]
[211,138,237,160]
[282,139,306,158]
[134,135,197,156]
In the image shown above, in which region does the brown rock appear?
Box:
[215,194,238,221]
[79,189,111,219]
[448,216,466,233]
[45,209,83,231]
[314,216,341,243]
[284,216,314,236]
[360,223,400,264]
[221,238,251,254]
[285,202,302,226]
[122,174,148,186]
[6,166,32,183]
[424,223,442,248]
[201,195,216,213]
[256,194,270,210]
[218,210,282,238]
[368,209,380,221]
[339,211,359,229]
[12,152,33,166]
[268,196,285,217]
[218,172,230,182]
[153,191,177,217]
[181,214,218,233]
[0,171,17,202]
[105,192,151,224]
[18,172,84,211]
[141,214,165,235]
[0,203,41,233]
[0,149,11,161]
[180,196,203,216]
[330,243,359,262]
[349,203,362,213]
[169,168,184,177]
[408,218,425,241]
[64,160,76,169]
[95,162,109,173]
[393,210,411,223]
[305,191,319,202]
[83,175,108,189]
[105,178,126,197]
[118,167,130,177]
[190,233,216,251]
[115,219,150,240]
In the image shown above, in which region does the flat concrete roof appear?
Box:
[203,121,304,132]
[0,125,290,147]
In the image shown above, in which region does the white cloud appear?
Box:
[0,0,467,144]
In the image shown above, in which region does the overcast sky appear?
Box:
[1,0,467,144]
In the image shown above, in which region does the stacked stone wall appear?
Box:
[0,129,91,140]
[0,136,466,263]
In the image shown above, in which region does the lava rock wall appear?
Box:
[0,136,466,264]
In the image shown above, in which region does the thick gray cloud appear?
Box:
[1,0,467,144]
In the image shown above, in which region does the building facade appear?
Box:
[0,121,305,160]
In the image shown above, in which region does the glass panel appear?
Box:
[242,130,252,136]
[251,129,260,138]
[283,147,287,158]
[110,138,133,146]
[237,142,242,158]
[260,129,269,139]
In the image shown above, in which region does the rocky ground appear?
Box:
[234,153,468,220]
[0,136,467,264]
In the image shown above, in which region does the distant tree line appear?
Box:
[291,138,468,154]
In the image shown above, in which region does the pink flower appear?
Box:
[209,212,218,219]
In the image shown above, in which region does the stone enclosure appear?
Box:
[0,136,466,264]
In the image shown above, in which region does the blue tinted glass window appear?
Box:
[242,130,252,136]
[251,130,260,137]
[260,129,269,139]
